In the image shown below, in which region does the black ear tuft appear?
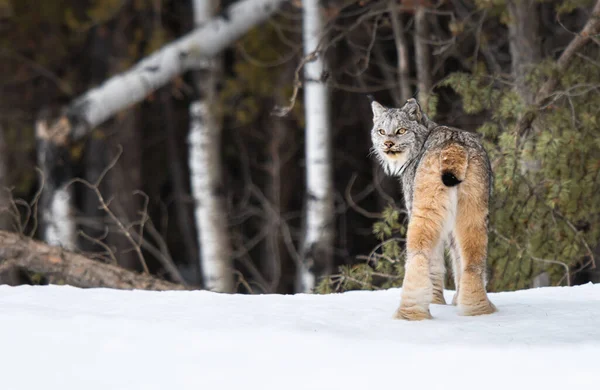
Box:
[366,94,375,103]
[441,171,462,187]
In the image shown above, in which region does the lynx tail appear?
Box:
[440,144,469,187]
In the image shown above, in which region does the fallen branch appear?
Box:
[0,230,188,290]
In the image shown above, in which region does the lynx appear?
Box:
[370,98,496,320]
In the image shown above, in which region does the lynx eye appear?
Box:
[396,128,407,135]
[378,129,385,135]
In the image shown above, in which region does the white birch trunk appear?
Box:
[44,188,76,250]
[36,118,76,250]
[189,102,233,292]
[298,0,334,293]
[63,0,287,139]
[188,0,233,293]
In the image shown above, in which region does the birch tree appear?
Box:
[32,0,286,268]
[35,115,76,250]
[188,0,233,292]
[298,0,334,293]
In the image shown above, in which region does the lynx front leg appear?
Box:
[395,250,433,320]
[455,159,496,316]
[430,243,447,305]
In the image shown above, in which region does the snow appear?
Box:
[1,283,600,390]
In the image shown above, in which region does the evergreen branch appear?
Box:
[516,0,600,136]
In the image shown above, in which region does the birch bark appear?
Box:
[188,0,233,292]
[298,0,334,293]
[36,115,76,250]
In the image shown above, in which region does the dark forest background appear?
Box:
[0,0,598,294]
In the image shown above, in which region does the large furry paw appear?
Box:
[451,293,458,306]
[458,299,497,316]
[393,305,433,321]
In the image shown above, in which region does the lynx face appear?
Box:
[370,99,428,176]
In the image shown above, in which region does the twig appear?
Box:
[516,0,600,136]
[491,227,571,286]
[345,174,382,219]
[67,146,149,274]
[78,228,118,265]
[367,237,406,265]
[28,167,45,239]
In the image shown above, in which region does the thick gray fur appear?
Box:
[369,98,492,217]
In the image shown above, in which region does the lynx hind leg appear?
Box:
[448,234,461,306]
[455,157,496,316]
[394,153,455,320]
[430,243,447,305]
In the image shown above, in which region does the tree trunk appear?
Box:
[0,124,12,231]
[80,25,111,254]
[104,9,144,271]
[298,0,334,293]
[513,0,600,136]
[106,112,143,271]
[162,87,200,283]
[0,231,185,290]
[35,114,76,250]
[507,2,543,183]
[389,0,411,102]
[0,124,19,285]
[414,4,431,109]
[507,0,541,106]
[262,82,294,292]
[188,0,234,293]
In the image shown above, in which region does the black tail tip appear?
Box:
[441,171,462,187]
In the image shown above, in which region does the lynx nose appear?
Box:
[384,140,395,148]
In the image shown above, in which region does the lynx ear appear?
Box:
[371,100,386,118]
[403,98,423,123]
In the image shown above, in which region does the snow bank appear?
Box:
[1,283,599,389]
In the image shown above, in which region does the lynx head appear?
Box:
[370,98,428,176]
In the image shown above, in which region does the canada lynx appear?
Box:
[370,98,496,320]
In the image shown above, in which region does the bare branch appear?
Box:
[67,146,149,274]
[516,0,600,136]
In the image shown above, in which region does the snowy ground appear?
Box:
[1,284,599,390]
